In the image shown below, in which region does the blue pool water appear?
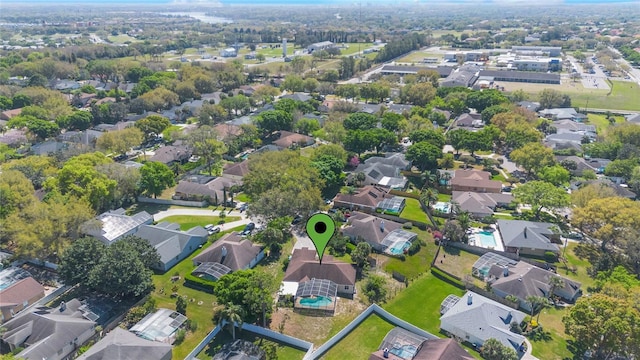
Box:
[300,296,332,307]
[388,241,410,255]
[477,231,497,247]
[433,202,451,213]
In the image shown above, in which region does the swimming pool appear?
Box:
[477,231,497,247]
[388,241,410,255]
[299,296,332,307]
[433,202,451,213]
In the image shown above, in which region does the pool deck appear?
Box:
[468,226,505,252]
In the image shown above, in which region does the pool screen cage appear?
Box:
[294,278,338,312]
[376,196,406,215]
[378,327,428,360]
[440,294,461,315]
[380,229,417,253]
[471,252,517,280]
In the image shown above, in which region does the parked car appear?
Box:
[204,224,214,230]
[291,215,303,225]
[208,226,221,235]
[239,203,248,213]
[241,222,255,236]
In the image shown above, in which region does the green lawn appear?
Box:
[235,193,251,202]
[585,113,625,133]
[492,172,507,183]
[572,80,640,111]
[557,242,595,289]
[150,225,246,359]
[339,42,374,56]
[384,228,437,279]
[531,307,573,359]
[255,43,297,57]
[399,198,429,224]
[107,34,141,43]
[437,193,452,202]
[159,215,241,230]
[434,247,480,279]
[323,315,395,360]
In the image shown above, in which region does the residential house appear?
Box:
[342,212,417,254]
[451,169,502,193]
[552,120,596,139]
[52,79,81,91]
[496,219,560,256]
[369,329,474,360]
[149,145,191,165]
[220,48,237,57]
[134,222,208,272]
[0,277,45,323]
[556,156,609,176]
[439,291,527,352]
[280,93,312,102]
[441,66,479,88]
[281,248,356,297]
[625,113,640,124]
[76,327,172,360]
[451,191,514,219]
[222,160,250,182]
[545,132,589,150]
[333,185,390,213]
[453,113,483,129]
[539,108,587,122]
[351,152,409,190]
[130,308,187,344]
[272,130,314,149]
[94,120,136,132]
[228,115,254,127]
[174,175,241,205]
[1,299,96,360]
[517,101,541,112]
[85,208,153,245]
[570,178,636,199]
[31,140,68,155]
[59,129,105,146]
[191,232,265,281]
[0,108,23,121]
[488,261,581,312]
[0,129,28,146]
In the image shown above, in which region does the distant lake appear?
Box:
[161,12,233,24]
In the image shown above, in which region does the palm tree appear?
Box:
[457,211,471,235]
[420,188,439,208]
[217,303,244,340]
[526,295,549,323]
[547,276,565,304]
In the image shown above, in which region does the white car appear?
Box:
[204,224,214,230]
[208,226,221,235]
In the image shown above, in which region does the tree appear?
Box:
[547,275,565,302]
[409,129,445,149]
[446,129,468,155]
[58,111,93,131]
[187,126,228,176]
[512,181,570,219]
[216,303,244,340]
[0,170,36,219]
[26,118,59,140]
[198,103,228,125]
[282,74,304,92]
[443,220,465,242]
[87,239,154,298]
[481,338,519,360]
[96,127,144,155]
[370,128,397,154]
[255,110,293,135]
[351,242,371,269]
[406,142,443,171]
[139,87,180,112]
[344,129,374,157]
[364,275,388,304]
[461,130,493,155]
[214,270,275,323]
[57,237,106,287]
[253,217,293,253]
[311,144,348,166]
[294,118,320,135]
[311,154,346,197]
[139,161,175,198]
[343,112,378,131]
[570,183,617,208]
[526,295,549,322]
[537,165,570,186]
[176,296,187,316]
[420,187,439,208]
[465,89,509,112]
[509,142,555,175]
[539,88,570,109]
[563,292,640,359]
[135,115,171,144]
[604,159,638,179]
[504,122,542,149]
[438,153,455,169]
[400,82,436,106]
[97,163,141,208]
[119,235,161,269]
[572,197,640,252]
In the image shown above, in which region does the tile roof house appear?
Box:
[342,212,417,254]
[212,123,243,140]
[134,222,208,273]
[451,191,514,218]
[0,277,45,323]
[440,291,526,352]
[351,152,409,190]
[496,219,561,256]
[222,160,250,182]
[333,185,390,213]
[174,176,241,205]
[192,233,265,281]
[488,262,581,312]
[2,299,96,360]
[272,130,314,149]
[552,120,596,138]
[76,327,172,360]
[282,248,356,297]
[85,208,153,245]
[451,169,502,193]
[149,145,192,165]
[0,108,23,121]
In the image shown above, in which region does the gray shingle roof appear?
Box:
[452,191,514,216]
[76,327,172,360]
[192,232,263,271]
[342,212,404,247]
[134,223,207,269]
[440,291,526,351]
[490,262,581,302]
[496,219,560,252]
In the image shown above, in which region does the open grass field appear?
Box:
[399,198,429,224]
[532,307,573,359]
[107,34,141,44]
[338,42,374,56]
[557,242,596,290]
[383,229,437,279]
[159,215,241,230]
[585,113,625,133]
[150,225,245,359]
[396,52,445,64]
[323,315,395,360]
[434,247,480,279]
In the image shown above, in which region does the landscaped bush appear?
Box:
[544,251,558,263]
[402,222,413,229]
[407,239,425,256]
[184,273,215,293]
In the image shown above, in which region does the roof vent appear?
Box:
[524,227,528,238]
[467,293,473,305]
[60,301,66,312]
[503,267,509,277]
[380,220,385,232]
[220,246,227,264]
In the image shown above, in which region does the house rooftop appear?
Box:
[0,277,45,309]
[333,185,390,208]
[283,248,356,286]
[76,327,172,360]
[86,208,153,244]
[490,262,581,301]
[134,223,208,269]
[130,308,187,343]
[497,219,560,252]
[192,232,263,273]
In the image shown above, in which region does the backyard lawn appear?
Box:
[399,198,429,224]
[531,307,573,359]
[557,242,596,289]
[160,215,241,230]
[322,315,395,360]
[433,247,480,279]
[585,113,625,133]
[383,228,437,280]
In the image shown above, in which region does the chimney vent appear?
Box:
[467,293,473,305]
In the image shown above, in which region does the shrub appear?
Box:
[402,222,413,229]
[544,251,558,263]
[174,329,186,344]
[184,273,215,293]
[282,256,290,271]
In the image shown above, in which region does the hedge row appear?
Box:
[184,273,216,293]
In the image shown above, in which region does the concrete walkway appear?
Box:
[521,338,539,360]
[153,208,252,231]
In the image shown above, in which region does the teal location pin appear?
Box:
[306,213,336,264]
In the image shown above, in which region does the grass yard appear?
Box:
[235,192,251,202]
[383,228,437,279]
[492,172,507,183]
[322,315,395,360]
[396,52,445,64]
[585,113,625,133]
[338,42,374,56]
[107,34,141,43]
[531,307,573,359]
[557,242,596,289]
[433,247,480,279]
[572,80,640,111]
[399,198,429,224]
[437,193,452,202]
[149,225,246,359]
[160,215,241,230]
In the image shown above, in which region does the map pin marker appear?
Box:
[306,213,336,264]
